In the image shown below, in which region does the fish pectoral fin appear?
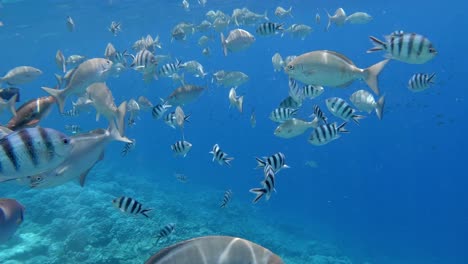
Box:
[79,167,93,187]
[303,70,315,76]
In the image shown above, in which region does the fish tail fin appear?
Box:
[428,73,437,84]
[375,95,385,120]
[249,188,266,204]
[255,157,266,169]
[310,116,319,128]
[140,208,153,218]
[337,122,349,134]
[326,9,332,31]
[237,95,244,113]
[42,86,66,113]
[367,36,386,53]
[108,120,132,143]
[7,94,17,116]
[264,10,269,21]
[351,114,366,125]
[116,101,127,136]
[223,157,234,167]
[220,33,227,56]
[363,59,389,95]
[288,6,293,17]
[54,73,63,87]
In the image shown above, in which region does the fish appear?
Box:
[408,73,436,92]
[174,106,187,129]
[212,70,249,87]
[179,60,207,78]
[250,164,276,203]
[228,87,244,113]
[27,122,130,189]
[198,0,207,7]
[272,53,285,72]
[256,22,284,36]
[113,196,152,218]
[274,117,319,139]
[132,34,162,52]
[279,96,302,109]
[64,124,81,134]
[220,189,232,208]
[269,107,298,123]
[367,33,437,64]
[198,35,211,46]
[210,144,234,167]
[303,84,324,99]
[309,122,349,146]
[175,173,188,183]
[66,55,86,67]
[0,66,42,86]
[155,223,175,244]
[104,43,130,69]
[164,111,190,129]
[0,127,73,181]
[0,94,17,117]
[171,140,192,157]
[130,49,158,82]
[182,0,189,11]
[231,8,268,26]
[6,96,55,131]
[138,96,153,110]
[326,97,365,124]
[55,50,66,73]
[152,100,172,119]
[202,47,211,56]
[220,29,255,56]
[285,24,312,40]
[345,12,373,24]
[275,6,292,18]
[0,198,24,243]
[288,78,304,104]
[108,21,121,36]
[350,90,385,119]
[284,50,389,95]
[86,82,127,136]
[326,8,346,31]
[250,109,256,128]
[62,107,80,117]
[121,139,136,157]
[144,236,284,264]
[171,26,186,42]
[157,60,182,79]
[42,58,114,113]
[313,105,328,124]
[166,85,204,106]
[196,20,211,32]
[66,16,75,32]
[127,99,140,126]
[316,13,321,24]
[212,17,229,32]
[255,152,289,173]
[0,87,20,102]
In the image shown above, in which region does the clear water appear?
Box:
[0,0,466,263]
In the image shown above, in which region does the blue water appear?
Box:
[1,0,467,263]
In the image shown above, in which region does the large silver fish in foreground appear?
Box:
[284,50,389,95]
[145,236,284,264]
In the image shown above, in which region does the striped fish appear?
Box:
[367,33,437,64]
[64,124,81,134]
[220,189,233,208]
[130,49,158,82]
[256,22,284,36]
[288,78,304,104]
[164,112,191,129]
[313,105,328,124]
[279,95,302,109]
[303,84,324,99]
[61,107,80,117]
[0,127,73,181]
[249,165,276,203]
[408,73,436,92]
[157,60,182,79]
[269,107,298,123]
[308,122,349,146]
[155,223,175,243]
[255,152,289,173]
[121,139,136,157]
[350,90,385,119]
[325,97,365,125]
[171,140,192,157]
[391,30,405,36]
[210,144,234,167]
[152,101,172,119]
[112,196,152,218]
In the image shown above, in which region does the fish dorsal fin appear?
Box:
[0,126,13,139]
[323,50,356,66]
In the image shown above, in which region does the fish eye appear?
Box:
[62,138,70,144]
[287,65,294,70]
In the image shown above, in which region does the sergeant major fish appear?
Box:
[309,122,348,146]
[350,90,385,119]
[171,140,192,157]
[155,223,175,244]
[255,152,289,173]
[220,189,232,208]
[210,144,234,167]
[269,107,297,123]
[250,164,276,203]
[326,97,365,124]
[113,196,152,218]
[408,73,436,92]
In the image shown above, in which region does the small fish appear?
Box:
[274,117,319,139]
[158,60,182,78]
[152,101,172,119]
[326,8,346,31]
[308,122,349,146]
[164,111,190,129]
[112,196,152,218]
[279,96,302,109]
[210,144,234,167]
[55,50,66,73]
[196,21,212,32]
[108,21,121,36]
[269,107,297,123]
[212,71,249,87]
[249,165,276,203]
[288,78,303,104]
[127,99,140,126]
[256,22,284,36]
[202,47,211,56]
[367,33,437,64]
[130,49,158,82]
[220,29,255,56]
[274,6,293,18]
[0,198,25,243]
[121,138,136,157]
[175,173,188,183]
[303,84,324,99]
[171,27,186,42]
[0,66,42,86]
[326,97,365,124]
[198,0,207,7]
[64,124,81,134]
[255,152,289,173]
[171,140,192,157]
[316,13,320,24]
[228,87,244,113]
[313,105,328,124]
[182,0,189,11]
[285,24,312,40]
[272,53,284,72]
[174,106,187,129]
[250,109,256,128]
[198,35,211,46]
[408,73,436,92]
[350,90,385,119]
[345,12,373,24]
[166,85,205,106]
[66,55,86,67]
[155,223,175,244]
[220,189,233,208]
[62,107,80,117]
[138,96,153,110]
[179,60,207,78]
[66,16,75,32]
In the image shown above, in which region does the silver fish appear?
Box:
[350,90,385,119]
[326,8,346,31]
[285,24,312,40]
[274,117,319,139]
[275,6,292,18]
[66,16,75,32]
[345,12,373,24]
[272,53,284,72]
[212,70,249,87]
[220,29,255,56]
[0,66,42,86]
[166,85,204,106]
[171,140,192,157]
[228,87,243,113]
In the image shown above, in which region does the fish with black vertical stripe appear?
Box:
[326,97,365,125]
[210,144,234,167]
[0,127,73,181]
[408,73,436,92]
[255,152,289,173]
[308,122,349,146]
[220,189,233,208]
[155,223,175,243]
[112,196,152,218]
[250,164,276,203]
[367,32,437,64]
